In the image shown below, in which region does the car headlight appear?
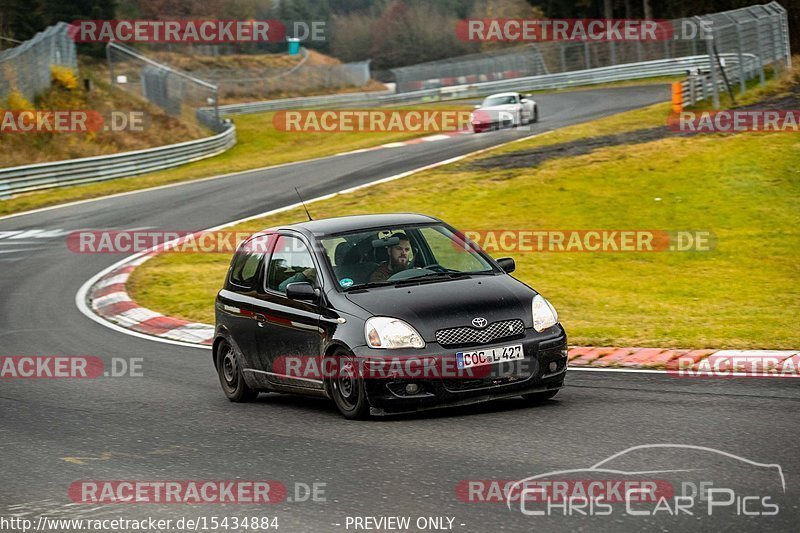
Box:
[365,317,425,349]
[532,295,558,332]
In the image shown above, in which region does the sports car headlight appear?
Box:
[532,295,558,332]
[365,317,425,349]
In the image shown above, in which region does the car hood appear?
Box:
[344,274,534,341]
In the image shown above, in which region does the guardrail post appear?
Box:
[706,37,720,109]
[689,75,697,105]
[106,42,115,89]
[584,42,591,70]
[735,25,746,94]
[559,43,567,72]
[770,14,781,76]
[753,19,766,87]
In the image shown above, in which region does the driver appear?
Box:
[369,233,411,282]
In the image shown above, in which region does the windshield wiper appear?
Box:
[342,280,397,292]
[394,271,495,287]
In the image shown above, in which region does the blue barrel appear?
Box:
[287,38,300,55]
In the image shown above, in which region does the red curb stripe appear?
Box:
[567,347,593,360]
[96,300,139,317]
[592,347,637,367]
[664,349,716,370]
[91,283,128,299]
[131,316,193,335]
[140,315,192,331]
[570,347,616,366]
[110,265,136,276]
[618,348,674,368]
[622,349,688,368]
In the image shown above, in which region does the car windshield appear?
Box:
[482,95,517,106]
[319,224,497,290]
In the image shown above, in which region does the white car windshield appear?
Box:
[482,95,517,106]
[320,224,497,290]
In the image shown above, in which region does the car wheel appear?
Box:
[217,340,258,402]
[521,389,558,403]
[327,350,369,420]
[532,106,539,123]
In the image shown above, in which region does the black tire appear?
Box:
[532,106,539,123]
[326,350,369,420]
[521,389,558,403]
[217,340,258,402]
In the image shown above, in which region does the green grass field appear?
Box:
[128,83,800,350]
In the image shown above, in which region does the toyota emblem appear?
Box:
[471,317,488,328]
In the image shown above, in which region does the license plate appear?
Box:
[456,344,523,369]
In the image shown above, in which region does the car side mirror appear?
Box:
[473,104,481,109]
[286,282,319,301]
[496,257,515,273]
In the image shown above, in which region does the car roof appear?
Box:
[261,213,442,237]
[484,92,519,98]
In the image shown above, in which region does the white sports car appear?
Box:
[471,92,538,132]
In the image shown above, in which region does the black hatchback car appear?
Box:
[214,213,567,419]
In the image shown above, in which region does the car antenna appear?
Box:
[295,187,313,221]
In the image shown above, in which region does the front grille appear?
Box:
[435,319,525,348]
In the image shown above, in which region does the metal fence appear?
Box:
[107,42,224,131]
[0,123,236,198]
[216,55,749,117]
[0,22,77,102]
[208,56,372,102]
[387,2,790,96]
[391,46,549,92]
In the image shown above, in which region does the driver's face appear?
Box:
[389,240,411,270]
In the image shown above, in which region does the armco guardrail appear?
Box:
[217,55,746,117]
[680,54,761,107]
[0,123,236,198]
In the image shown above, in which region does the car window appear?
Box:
[483,95,517,106]
[266,235,317,294]
[419,226,492,272]
[229,235,271,288]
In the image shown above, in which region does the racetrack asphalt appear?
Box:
[2,84,798,532]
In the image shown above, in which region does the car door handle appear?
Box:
[254,313,267,327]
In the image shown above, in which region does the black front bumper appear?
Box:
[352,325,568,415]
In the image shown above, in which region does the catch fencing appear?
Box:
[219,2,790,115]
[389,2,790,98]
[107,41,224,131]
[391,46,549,92]
[0,22,77,102]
